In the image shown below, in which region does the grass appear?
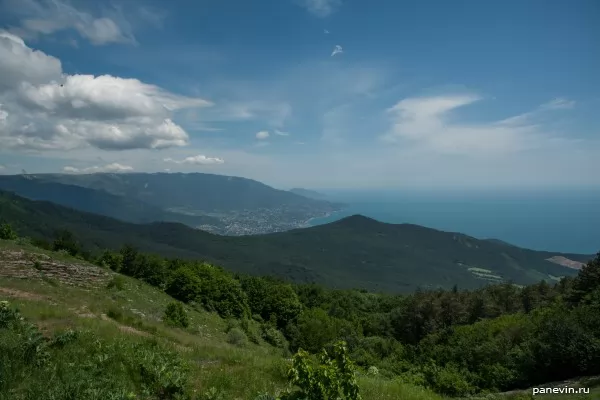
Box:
[0,242,447,400]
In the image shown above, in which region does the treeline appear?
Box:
[2,224,600,396]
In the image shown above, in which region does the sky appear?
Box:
[0,0,598,190]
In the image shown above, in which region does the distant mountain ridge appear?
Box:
[289,188,327,200]
[0,173,344,235]
[0,190,592,293]
[0,176,222,228]
[30,173,342,212]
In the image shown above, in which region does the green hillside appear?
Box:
[1,224,599,399]
[0,190,589,293]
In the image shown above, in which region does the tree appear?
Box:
[288,308,342,353]
[166,266,203,304]
[52,229,80,256]
[569,253,600,305]
[242,276,302,329]
[119,244,139,276]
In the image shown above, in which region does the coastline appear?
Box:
[302,208,346,227]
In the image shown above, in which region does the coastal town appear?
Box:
[196,206,337,235]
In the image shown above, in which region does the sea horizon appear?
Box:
[307,188,600,255]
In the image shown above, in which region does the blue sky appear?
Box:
[0,0,598,189]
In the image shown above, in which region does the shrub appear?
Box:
[261,324,289,350]
[164,302,189,328]
[0,223,17,240]
[0,300,20,328]
[106,306,124,322]
[423,362,475,397]
[106,275,126,290]
[0,301,193,399]
[281,341,361,400]
[226,327,248,347]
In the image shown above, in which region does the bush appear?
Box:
[106,306,124,321]
[0,301,193,399]
[164,302,189,328]
[281,341,361,400]
[106,275,126,290]
[423,362,475,397]
[0,223,17,240]
[261,324,289,350]
[226,327,248,347]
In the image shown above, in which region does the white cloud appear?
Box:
[331,45,343,57]
[62,162,133,174]
[0,31,62,89]
[540,97,576,110]
[4,0,135,45]
[256,130,270,140]
[274,129,290,136]
[212,101,291,128]
[297,0,342,17]
[163,155,225,165]
[0,32,212,151]
[380,94,574,155]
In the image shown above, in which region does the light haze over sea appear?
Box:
[308,189,600,255]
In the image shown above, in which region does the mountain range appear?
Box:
[0,174,343,235]
[0,185,591,293]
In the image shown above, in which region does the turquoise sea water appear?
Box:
[309,189,600,254]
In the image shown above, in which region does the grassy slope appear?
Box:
[0,191,590,293]
[0,239,442,400]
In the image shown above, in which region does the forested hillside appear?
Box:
[1,222,599,399]
[0,191,589,292]
[0,175,222,227]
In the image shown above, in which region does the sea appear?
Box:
[308,189,600,255]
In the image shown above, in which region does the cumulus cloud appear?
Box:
[0,32,62,89]
[256,130,270,140]
[380,94,577,155]
[274,129,290,136]
[297,0,342,18]
[0,32,211,151]
[62,162,133,173]
[163,155,225,165]
[4,0,135,45]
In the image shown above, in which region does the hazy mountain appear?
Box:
[0,173,344,235]
[0,191,591,293]
[289,188,327,200]
[30,173,343,213]
[0,175,222,228]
